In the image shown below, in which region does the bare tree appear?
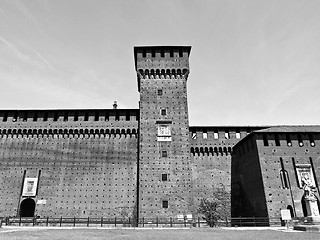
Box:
[198,186,230,227]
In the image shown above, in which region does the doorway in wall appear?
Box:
[19,198,35,217]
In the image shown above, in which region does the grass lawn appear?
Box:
[0,227,319,240]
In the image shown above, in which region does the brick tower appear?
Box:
[134,46,193,218]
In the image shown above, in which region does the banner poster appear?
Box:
[295,165,315,188]
[22,178,38,197]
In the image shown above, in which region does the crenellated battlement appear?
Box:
[0,127,138,138]
[0,109,139,123]
[134,46,191,91]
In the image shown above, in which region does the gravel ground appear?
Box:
[0,227,319,240]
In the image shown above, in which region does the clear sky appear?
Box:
[1,0,320,126]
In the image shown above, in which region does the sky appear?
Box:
[0,0,320,126]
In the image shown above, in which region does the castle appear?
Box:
[0,46,319,221]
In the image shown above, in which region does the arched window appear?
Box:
[190,147,195,156]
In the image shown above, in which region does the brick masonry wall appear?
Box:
[138,76,192,218]
[256,132,320,218]
[0,110,139,218]
[232,131,320,218]
[189,127,266,215]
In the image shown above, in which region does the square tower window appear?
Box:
[214,130,219,139]
[158,89,163,96]
[203,131,208,139]
[236,131,241,139]
[225,130,230,139]
[162,200,168,208]
[161,150,168,158]
[192,132,197,139]
[161,109,167,116]
[162,174,168,181]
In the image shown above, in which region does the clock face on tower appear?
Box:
[157,125,172,142]
[158,125,171,136]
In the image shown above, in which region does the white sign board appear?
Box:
[281,209,292,220]
[22,178,38,197]
[37,199,47,205]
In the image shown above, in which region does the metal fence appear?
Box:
[0,216,294,228]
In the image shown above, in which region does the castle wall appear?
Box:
[0,109,139,218]
[256,132,320,218]
[231,135,268,218]
[189,126,266,215]
[232,130,320,219]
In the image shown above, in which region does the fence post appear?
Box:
[198,217,200,228]
[142,217,144,227]
[33,217,35,226]
[156,217,158,227]
[6,217,9,226]
[184,216,186,227]
[225,217,228,227]
[19,216,21,226]
[253,216,256,227]
[101,217,103,227]
[87,217,89,227]
[128,217,131,227]
[73,217,76,227]
[60,217,62,227]
[115,217,117,227]
[46,217,49,226]
[239,216,242,227]
[170,217,172,227]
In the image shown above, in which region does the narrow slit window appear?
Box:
[33,112,38,122]
[298,134,304,147]
[13,111,18,122]
[84,112,89,121]
[43,112,48,122]
[105,111,109,121]
[158,89,163,96]
[53,112,58,121]
[3,112,8,122]
[94,111,99,121]
[115,111,119,121]
[74,111,78,121]
[280,158,289,189]
[275,134,280,146]
[309,134,315,147]
[161,50,164,57]
[263,134,269,146]
[286,134,292,147]
[64,112,68,121]
[23,112,28,122]
[126,112,130,121]
[161,109,167,116]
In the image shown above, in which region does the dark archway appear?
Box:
[19,198,36,217]
[301,196,308,217]
[287,205,294,217]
